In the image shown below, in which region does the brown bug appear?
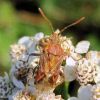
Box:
[34,31,66,84]
[30,8,85,84]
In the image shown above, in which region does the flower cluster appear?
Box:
[0,30,100,100]
[64,42,100,99]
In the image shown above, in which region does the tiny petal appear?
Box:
[11,75,25,89]
[13,89,36,100]
[66,57,76,67]
[71,53,82,61]
[34,32,44,41]
[18,36,35,53]
[68,97,78,100]
[68,85,92,100]
[36,90,63,100]
[75,41,90,54]
[76,58,96,85]
[4,72,9,82]
[64,66,76,81]
[86,51,100,65]
[60,37,74,53]
[92,84,100,100]
[64,58,76,81]
[0,72,14,98]
[10,44,26,62]
[94,66,100,84]
[78,85,92,100]
[18,36,30,45]
[10,65,25,89]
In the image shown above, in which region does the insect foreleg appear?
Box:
[26,53,41,62]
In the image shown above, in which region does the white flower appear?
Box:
[36,90,63,100]
[18,36,31,46]
[9,31,100,100]
[75,58,97,85]
[0,72,15,99]
[18,32,44,54]
[86,51,100,65]
[68,84,92,100]
[10,32,44,63]
[10,57,39,89]
[94,65,100,84]
[68,84,100,100]
[10,67,25,89]
[92,84,100,100]
[86,51,100,84]
[70,52,82,61]
[66,57,76,67]
[10,44,26,62]
[10,66,29,89]
[12,86,36,100]
[18,32,44,46]
[64,41,91,82]
[34,32,44,41]
[64,57,77,81]
[75,41,90,54]
[10,60,27,89]
[13,86,63,100]
[78,85,92,100]
[64,56,99,85]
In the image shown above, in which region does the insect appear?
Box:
[34,31,66,84]
[30,8,85,84]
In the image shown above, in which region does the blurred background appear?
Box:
[0,0,100,99]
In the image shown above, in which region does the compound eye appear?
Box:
[39,38,50,47]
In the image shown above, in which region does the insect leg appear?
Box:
[26,53,41,62]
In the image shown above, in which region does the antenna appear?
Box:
[60,17,85,33]
[38,8,54,32]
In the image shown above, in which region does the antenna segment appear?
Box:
[60,17,85,33]
[38,8,54,32]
